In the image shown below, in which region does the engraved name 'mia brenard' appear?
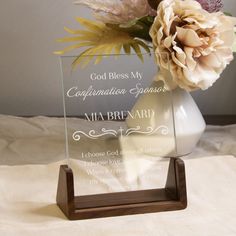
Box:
[68,71,169,141]
[84,109,154,122]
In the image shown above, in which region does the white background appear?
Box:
[0,0,235,116]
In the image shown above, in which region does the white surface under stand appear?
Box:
[0,115,235,236]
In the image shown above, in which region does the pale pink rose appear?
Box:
[150,0,236,91]
[74,0,156,24]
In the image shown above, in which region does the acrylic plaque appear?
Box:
[60,52,177,197]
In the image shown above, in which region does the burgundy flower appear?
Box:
[196,0,223,13]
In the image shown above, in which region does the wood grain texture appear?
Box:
[56,158,187,220]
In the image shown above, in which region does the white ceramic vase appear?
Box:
[126,81,206,157]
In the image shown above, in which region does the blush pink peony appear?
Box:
[150,0,236,91]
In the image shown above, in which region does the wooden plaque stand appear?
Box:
[56,157,187,220]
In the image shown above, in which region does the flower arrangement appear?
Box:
[56,0,236,91]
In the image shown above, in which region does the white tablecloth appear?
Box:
[0,115,236,236]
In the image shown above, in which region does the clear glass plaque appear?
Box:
[60,53,177,196]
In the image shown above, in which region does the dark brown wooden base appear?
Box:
[56,158,187,220]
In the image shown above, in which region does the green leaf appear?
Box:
[106,15,154,42]
[224,12,232,16]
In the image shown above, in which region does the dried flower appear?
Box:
[150,0,236,91]
[55,18,151,68]
[196,0,223,13]
[74,0,156,24]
